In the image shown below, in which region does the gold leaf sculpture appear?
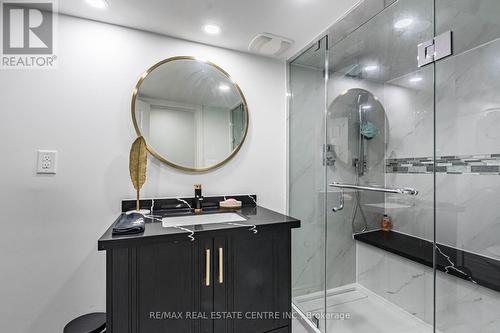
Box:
[129,136,148,211]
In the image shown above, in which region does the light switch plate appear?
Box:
[37,150,57,174]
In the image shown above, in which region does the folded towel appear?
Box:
[112,212,145,235]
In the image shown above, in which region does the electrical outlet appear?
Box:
[37,150,57,174]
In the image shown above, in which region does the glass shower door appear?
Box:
[289,38,328,329]
[325,0,435,332]
[434,1,500,332]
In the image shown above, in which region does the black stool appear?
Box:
[64,312,106,333]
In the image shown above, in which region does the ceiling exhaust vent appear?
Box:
[248,33,294,57]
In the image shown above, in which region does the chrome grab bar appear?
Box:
[329,182,419,196]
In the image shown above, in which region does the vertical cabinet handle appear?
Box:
[218,247,224,284]
[205,249,211,286]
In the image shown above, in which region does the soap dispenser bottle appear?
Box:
[381,214,392,232]
[193,184,203,213]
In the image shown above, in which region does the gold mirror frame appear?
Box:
[131,56,249,172]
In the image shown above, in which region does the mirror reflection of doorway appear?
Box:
[231,104,245,150]
[149,105,197,167]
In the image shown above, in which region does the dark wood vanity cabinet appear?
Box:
[214,227,291,333]
[106,225,292,333]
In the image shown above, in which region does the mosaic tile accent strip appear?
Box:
[386,154,500,174]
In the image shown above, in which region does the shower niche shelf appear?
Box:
[354,230,500,293]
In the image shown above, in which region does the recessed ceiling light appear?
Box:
[361,105,372,110]
[203,24,221,35]
[86,0,109,9]
[219,84,230,91]
[394,18,413,29]
[409,76,423,83]
[364,65,378,72]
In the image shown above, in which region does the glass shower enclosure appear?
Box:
[288,0,500,332]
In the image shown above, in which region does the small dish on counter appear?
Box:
[219,198,242,209]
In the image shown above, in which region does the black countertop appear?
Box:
[98,206,300,251]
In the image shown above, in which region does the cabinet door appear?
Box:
[136,237,213,333]
[215,226,292,333]
[198,238,214,333]
[213,236,227,333]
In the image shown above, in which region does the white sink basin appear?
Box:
[162,212,247,228]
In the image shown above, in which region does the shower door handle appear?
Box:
[332,188,344,212]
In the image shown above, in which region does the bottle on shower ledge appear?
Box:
[381,214,392,232]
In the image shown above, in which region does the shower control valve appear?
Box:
[352,158,367,168]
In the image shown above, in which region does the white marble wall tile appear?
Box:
[326,190,357,289]
[436,38,500,156]
[291,176,326,296]
[385,173,434,241]
[357,242,389,293]
[289,64,327,298]
[436,173,500,260]
[436,0,500,57]
[432,269,500,333]
[432,36,500,260]
[385,66,434,160]
[357,243,431,323]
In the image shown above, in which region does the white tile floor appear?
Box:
[293,284,434,333]
[292,318,311,333]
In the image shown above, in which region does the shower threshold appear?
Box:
[293,283,435,333]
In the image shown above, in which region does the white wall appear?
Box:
[0,15,286,333]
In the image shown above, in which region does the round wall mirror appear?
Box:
[132,56,249,172]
